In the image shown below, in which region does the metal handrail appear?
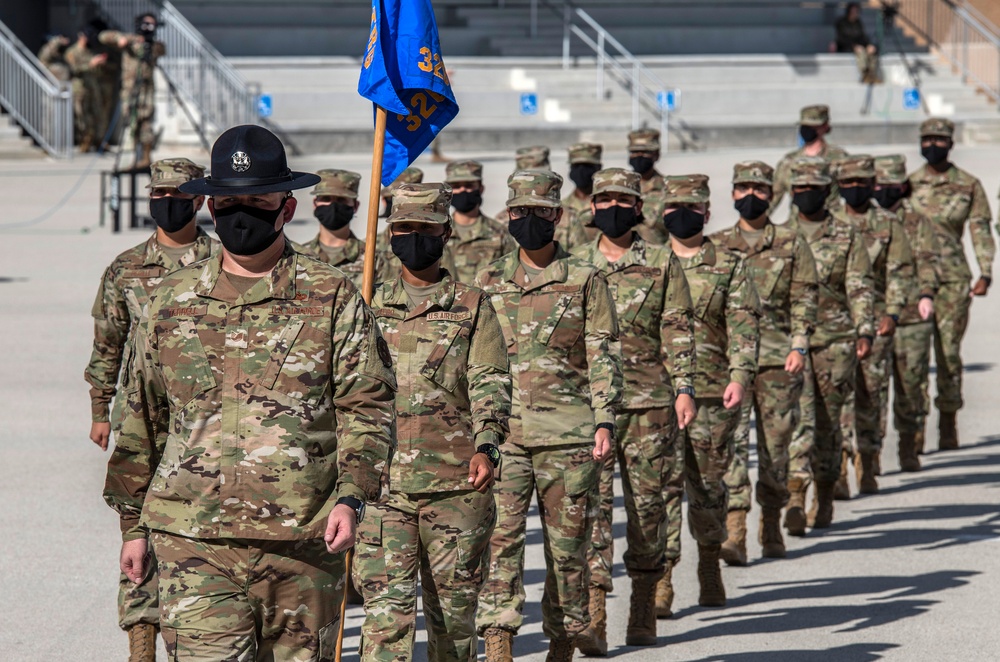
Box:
[0,20,73,158]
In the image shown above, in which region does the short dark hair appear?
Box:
[135,13,157,29]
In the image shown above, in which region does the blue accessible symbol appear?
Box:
[257,94,273,118]
[520,92,538,116]
[903,87,921,111]
[657,89,680,112]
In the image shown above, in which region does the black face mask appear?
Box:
[799,125,820,144]
[313,202,354,231]
[593,205,639,239]
[629,156,655,175]
[451,190,482,214]
[508,214,556,250]
[149,196,196,233]
[390,232,445,271]
[793,189,827,216]
[874,187,904,210]
[569,164,600,191]
[733,194,770,221]
[663,208,705,239]
[841,185,873,209]
[921,144,950,166]
[213,199,286,256]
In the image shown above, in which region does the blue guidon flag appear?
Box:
[358,0,459,186]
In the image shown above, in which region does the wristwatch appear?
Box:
[476,443,502,468]
[793,347,807,356]
[677,387,696,398]
[336,496,366,524]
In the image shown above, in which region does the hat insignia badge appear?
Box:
[231,151,251,173]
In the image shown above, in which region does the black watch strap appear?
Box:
[336,496,365,524]
[477,443,501,468]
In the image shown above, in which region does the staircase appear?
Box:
[0,113,46,159]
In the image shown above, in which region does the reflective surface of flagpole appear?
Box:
[361,106,388,306]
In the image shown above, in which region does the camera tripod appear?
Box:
[861,1,930,116]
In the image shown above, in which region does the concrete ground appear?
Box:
[1,141,998,661]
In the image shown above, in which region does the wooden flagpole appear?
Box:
[336,105,387,662]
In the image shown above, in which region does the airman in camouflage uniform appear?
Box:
[380,165,424,218]
[103,126,396,661]
[874,155,939,470]
[515,144,551,171]
[663,174,760,607]
[627,129,670,246]
[831,155,916,494]
[378,167,428,278]
[475,170,623,662]
[714,161,818,564]
[908,118,996,449]
[354,183,512,662]
[572,168,696,652]
[37,34,71,83]
[64,28,109,152]
[86,157,215,661]
[785,157,874,530]
[771,105,848,215]
[444,160,516,284]
[563,142,603,242]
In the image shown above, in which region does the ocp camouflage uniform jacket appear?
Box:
[572,235,695,409]
[894,198,940,326]
[98,31,164,95]
[293,233,378,290]
[475,244,623,446]
[86,229,218,422]
[372,272,511,493]
[832,202,916,320]
[714,220,818,368]
[448,213,517,285]
[676,238,761,398]
[787,214,875,346]
[104,244,397,542]
[771,142,849,213]
[908,163,995,284]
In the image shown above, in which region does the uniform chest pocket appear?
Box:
[259,319,331,405]
[614,271,656,329]
[816,250,847,285]
[693,272,729,322]
[419,314,473,393]
[866,233,890,266]
[943,186,973,223]
[534,286,584,348]
[158,319,217,408]
[751,256,788,300]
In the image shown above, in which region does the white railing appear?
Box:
[0,20,73,159]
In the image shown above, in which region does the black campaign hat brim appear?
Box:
[179,171,321,196]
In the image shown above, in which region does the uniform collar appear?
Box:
[307,232,363,261]
[499,242,572,291]
[453,213,495,242]
[680,237,717,267]
[379,269,459,320]
[195,238,299,303]
[723,220,775,254]
[142,226,212,270]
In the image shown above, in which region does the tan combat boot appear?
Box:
[915,427,926,455]
[812,481,835,528]
[856,452,879,494]
[697,543,726,607]
[654,560,674,619]
[483,627,514,662]
[720,510,748,566]
[760,507,786,558]
[546,637,576,662]
[898,431,922,472]
[575,586,608,656]
[833,449,852,500]
[939,412,959,450]
[127,623,157,662]
[784,477,808,537]
[625,573,658,646]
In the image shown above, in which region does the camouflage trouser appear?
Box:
[476,441,598,640]
[789,351,817,484]
[892,321,933,434]
[587,407,676,591]
[353,489,495,662]
[841,334,893,456]
[726,366,804,512]
[928,281,971,413]
[120,82,156,148]
[681,398,738,547]
[118,540,159,629]
[807,342,858,484]
[149,532,343,661]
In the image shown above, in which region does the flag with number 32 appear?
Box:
[358,0,459,186]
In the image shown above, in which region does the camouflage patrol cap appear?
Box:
[732,161,774,186]
[627,128,661,152]
[444,160,483,183]
[507,169,563,208]
[146,158,206,190]
[834,155,875,180]
[800,104,830,127]
[515,146,551,170]
[789,156,832,186]
[591,168,641,197]
[386,182,453,225]
[568,142,603,165]
[920,117,955,138]
[310,169,361,199]
[662,174,710,204]
[874,154,908,184]
[380,166,424,198]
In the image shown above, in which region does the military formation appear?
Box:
[87,106,996,661]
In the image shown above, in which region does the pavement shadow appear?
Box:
[683,642,899,662]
